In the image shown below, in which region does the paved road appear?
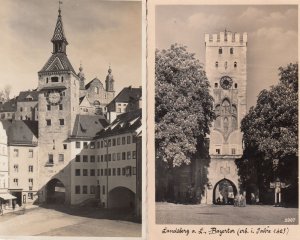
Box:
[156,202,298,225]
[0,206,141,237]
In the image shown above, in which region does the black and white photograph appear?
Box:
[0,0,143,237]
[155,5,298,225]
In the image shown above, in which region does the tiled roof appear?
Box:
[70,115,108,140]
[85,78,104,90]
[39,53,76,74]
[1,120,38,146]
[107,86,142,110]
[17,90,39,102]
[96,109,142,139]
[0,98,17,112]
[51,12,68,43]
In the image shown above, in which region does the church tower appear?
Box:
[105,66,115,99]
[204,31,247,204]
[37,4,79,204]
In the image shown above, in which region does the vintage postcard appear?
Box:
[0,0,145,239]
[147,0,299,239]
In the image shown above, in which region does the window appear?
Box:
[76,142,81,148]
[113,168,116,176]
[132,167,136,175]
[102,185,105,195]
[59,154,64,162]
[107,139,111,147]
[83,142,88,149]
[108,169,111,176]
[75,169,80,176]
[117,138,120,145]
[20,107,23,112]
[232,148,236,155]
[132,151,136,159]
[97,169,100,176]
[117,168,121,176]
[215,61,218,67]
[101,169,103,176]
[13,149,19,157]
[126,167,131,176]
[101,155,103,162]
[75,185,80,194]
[215,83,218,88]
[230,47,234,54]
[104,155,107,162]
[219,47,222,54]
[29,165,33,172]
[14,164,18,172]
[127,136,131,144]
[112,138,116,146]
[90,155,95,162]
[83,155,88,162]
[117,153,121,161]
[122,137,126,145]
[97,142,100,148]
[216,149,220,155]
[47,105,51,111]
[108,154,111,161]
[13,178,18,186]
[59,104,63,110]
[122,152,126,160]
[51,76,59,82]
[46,119,51,126]
[63,144,67,150]
[28,193,33,200]
[127,151,131,160]
[90,185,95,194]
[75,155,80,162]
[29,178,33,186]
[97,156,100,162]
[122,168,126,176]
[90,142,95,149]
[90,169,95,176]
[132,136,137,143]
[83,169,88,176]
[234,61,237,68]
[48,154,54,164]
[101,141,103,148]
[112,153,116,161]
[59,119,64,126]
[46,77,49,83]
[94,87,99,94]
[61,76,64,82]
[234,83,238,88]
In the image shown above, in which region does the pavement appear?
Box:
[156,202,298,225]
[0,205,141,237]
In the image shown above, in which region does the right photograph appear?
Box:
[155,5,298,225]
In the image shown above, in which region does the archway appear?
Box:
[213,178,237,205]
[46,178,66,204]
[108,187,135,209]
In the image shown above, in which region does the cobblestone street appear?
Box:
[0,205,141,237]
[156,202,298,225]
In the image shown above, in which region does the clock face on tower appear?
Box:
[220,76,233,90]
[46,90,63,105]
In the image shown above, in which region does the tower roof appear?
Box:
[39,53,76,74]
[51,6,68,44]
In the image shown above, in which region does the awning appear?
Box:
[0,193,17,200]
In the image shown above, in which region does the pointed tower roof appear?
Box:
[51,3,68,44]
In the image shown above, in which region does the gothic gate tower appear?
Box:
[37,5,79,204]
[204,31,247,204]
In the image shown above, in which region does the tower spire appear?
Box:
[58,1,63,16]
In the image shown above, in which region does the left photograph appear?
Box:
[0,0,142,237]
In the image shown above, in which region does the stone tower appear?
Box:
[37,5,79,204]
[105,66,115,99]
[204,31,247,204]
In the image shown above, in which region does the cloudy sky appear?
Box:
[0,0,141,97]
[156,5,298,108]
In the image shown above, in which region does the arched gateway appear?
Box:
[108,187,135,209]
[213,178,237,204]
[46,178,66,204]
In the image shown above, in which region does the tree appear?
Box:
[237,63,298,205]
[0,85,12,101]
[155,44,215,168]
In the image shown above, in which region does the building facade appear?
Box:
[204,31,247,204]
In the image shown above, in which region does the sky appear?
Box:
[156,5,298,108]
[0,0,142,98]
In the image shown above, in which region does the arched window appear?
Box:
[94,87,99,94]
[219,47,222,54]
[230,48,234,54]
[94,100,100,106]
[215,61,218,67]
[234,61,237,68]
[234,83,238,88]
